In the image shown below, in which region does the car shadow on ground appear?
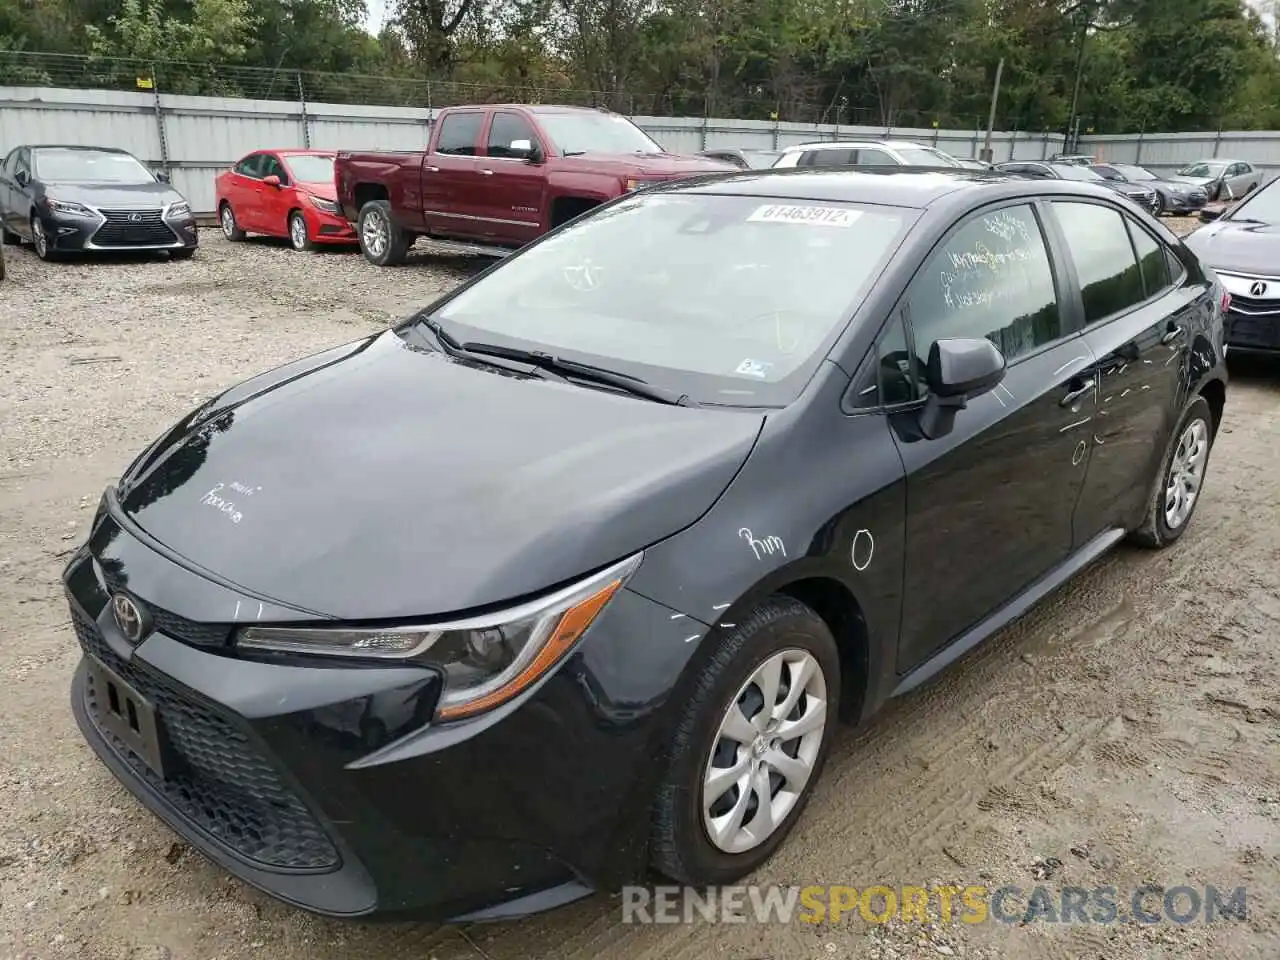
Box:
[1225,353,1280,390]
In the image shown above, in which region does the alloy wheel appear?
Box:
[290,214,307,250]
[221,206,236,239]
[362,210,388,258]
[33,218,47,258]
[702,648,828,855]
[1165,417,1209,530]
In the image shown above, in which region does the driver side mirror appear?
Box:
[263,174,282,188]
[511,139,545,165]
[918,338,1007,440]
[154,169,170,183]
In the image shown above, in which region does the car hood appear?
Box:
[1108,181,1152,196]
[40,181,186,207]
[1183,219,1280,276]
[299,180,337,201]
[115,330,764,620]
[1172,175,1216,187]
[566,152,739,177]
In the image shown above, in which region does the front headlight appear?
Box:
[237,552,643,721]
[306,194,340,213]
[166,201,191,219]
[47,198,95,218]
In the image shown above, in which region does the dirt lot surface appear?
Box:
[1,218,1277,960]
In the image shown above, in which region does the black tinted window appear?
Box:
[1051,201,1146,323]
[1127,220,1171,297]
[804,150,854,167]
[878,313,921,404]
[436,112,483,156]
[487,112,537,158]
[909,203,1062,364]
[235,154,263,178]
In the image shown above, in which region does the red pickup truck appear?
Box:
[334,104,736,265]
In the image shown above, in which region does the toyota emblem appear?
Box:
[1249,280,1267,297]
[111,592,149,644]
[128,212,143,223]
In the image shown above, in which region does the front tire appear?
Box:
[31,215,59,261]
[1130,395,1215,549]
[288,211,313,252]
[357,200,411,266]
[650,596,840,885]
[1152,192,1165,216]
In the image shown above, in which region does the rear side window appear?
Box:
[802,149,855,167]
[235,154,264,178]
[1126,220,1171,298]
[857,149,897,166]
[1050,201,1146,323]
[907,203,1062,364]
[436,112,484,156]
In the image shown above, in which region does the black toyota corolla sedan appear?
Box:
[0,144,198,260]
[1183,173,1280,356]
[64,168,1228,922]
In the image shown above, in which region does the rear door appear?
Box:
[422,109,488,240]
[1044,199,1201,541]
[0,148,17,233]
[891,200,1098,672]
[9,149,34,238]
[479,110,546,243]
[854,148,899,166]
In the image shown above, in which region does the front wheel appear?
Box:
[1152,192,1165,216]
[31,216,59,261]
[289,211,313,252]
[357,200,411,266]
[1130,395,1215,549]
[650,596,840,885]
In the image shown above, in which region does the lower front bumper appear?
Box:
[45,211,199,252]
[310,211,358,244]
[1225,312,1280,355]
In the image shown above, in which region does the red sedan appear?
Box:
[214,150,356,251]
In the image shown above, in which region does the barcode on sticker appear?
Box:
[746,204,862,226]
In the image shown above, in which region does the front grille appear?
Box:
[1226,310,1280,351]
[98,567,230,648]
[90,208,177,247]
[71,602,339,871]
[1224,294,1280,316]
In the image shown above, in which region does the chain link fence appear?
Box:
[0,50,1029,132]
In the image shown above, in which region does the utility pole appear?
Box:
[981,57,1004,163]
[1066,3,1090,151]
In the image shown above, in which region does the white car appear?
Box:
[771,139,967,169]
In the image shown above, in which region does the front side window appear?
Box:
[235,154,264,178]
[259,154,290,185]
[436,112,484,156]
[426,193,915,407]
[847,313,921,410]
[1050,201,1146,323]
[908,203,1062,365]
[32,148,154,183]
[487,112,538,159]
[1178,161,1226,178]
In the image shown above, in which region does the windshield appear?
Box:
[1114,164,1156,181]
[283,154,334,183]
[536,112,664,156]
[1225,177,1280,224]
[425,193,913,406]
[32,148,153,183]
[895,146,960,167]
[1053,164,1104,181]
[1178,161,1226,178]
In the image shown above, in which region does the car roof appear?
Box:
[648,167,1121,209]
[781,139,921,152]
[25,144,131,153]
[276,149,335,156]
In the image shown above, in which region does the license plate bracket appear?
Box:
[85,656,167,779]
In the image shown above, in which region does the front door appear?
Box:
[422,109,489,241]
[1045,199,1203,540]
[478,110,546,243]
[255,153,293,238]
[891,200,1099,673]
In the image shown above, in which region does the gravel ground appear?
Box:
[2,219,1278,960]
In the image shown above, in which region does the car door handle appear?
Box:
[479,169,494,175]
[1161,324,1184,345]
[1060,379,1096,407]
[424,165,439,173]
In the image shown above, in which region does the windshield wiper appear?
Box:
[459,341,695,406]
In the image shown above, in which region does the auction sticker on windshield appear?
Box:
[747,204,863,227]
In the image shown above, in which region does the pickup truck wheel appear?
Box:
[358,200,410,266]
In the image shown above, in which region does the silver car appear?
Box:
[1173,159,1262,202]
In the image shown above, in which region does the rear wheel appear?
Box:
[219,203,245,241]
[288,211,313,252]
[1130,395,1215,549]
[650,596,840,885]
[357,200,411,266]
